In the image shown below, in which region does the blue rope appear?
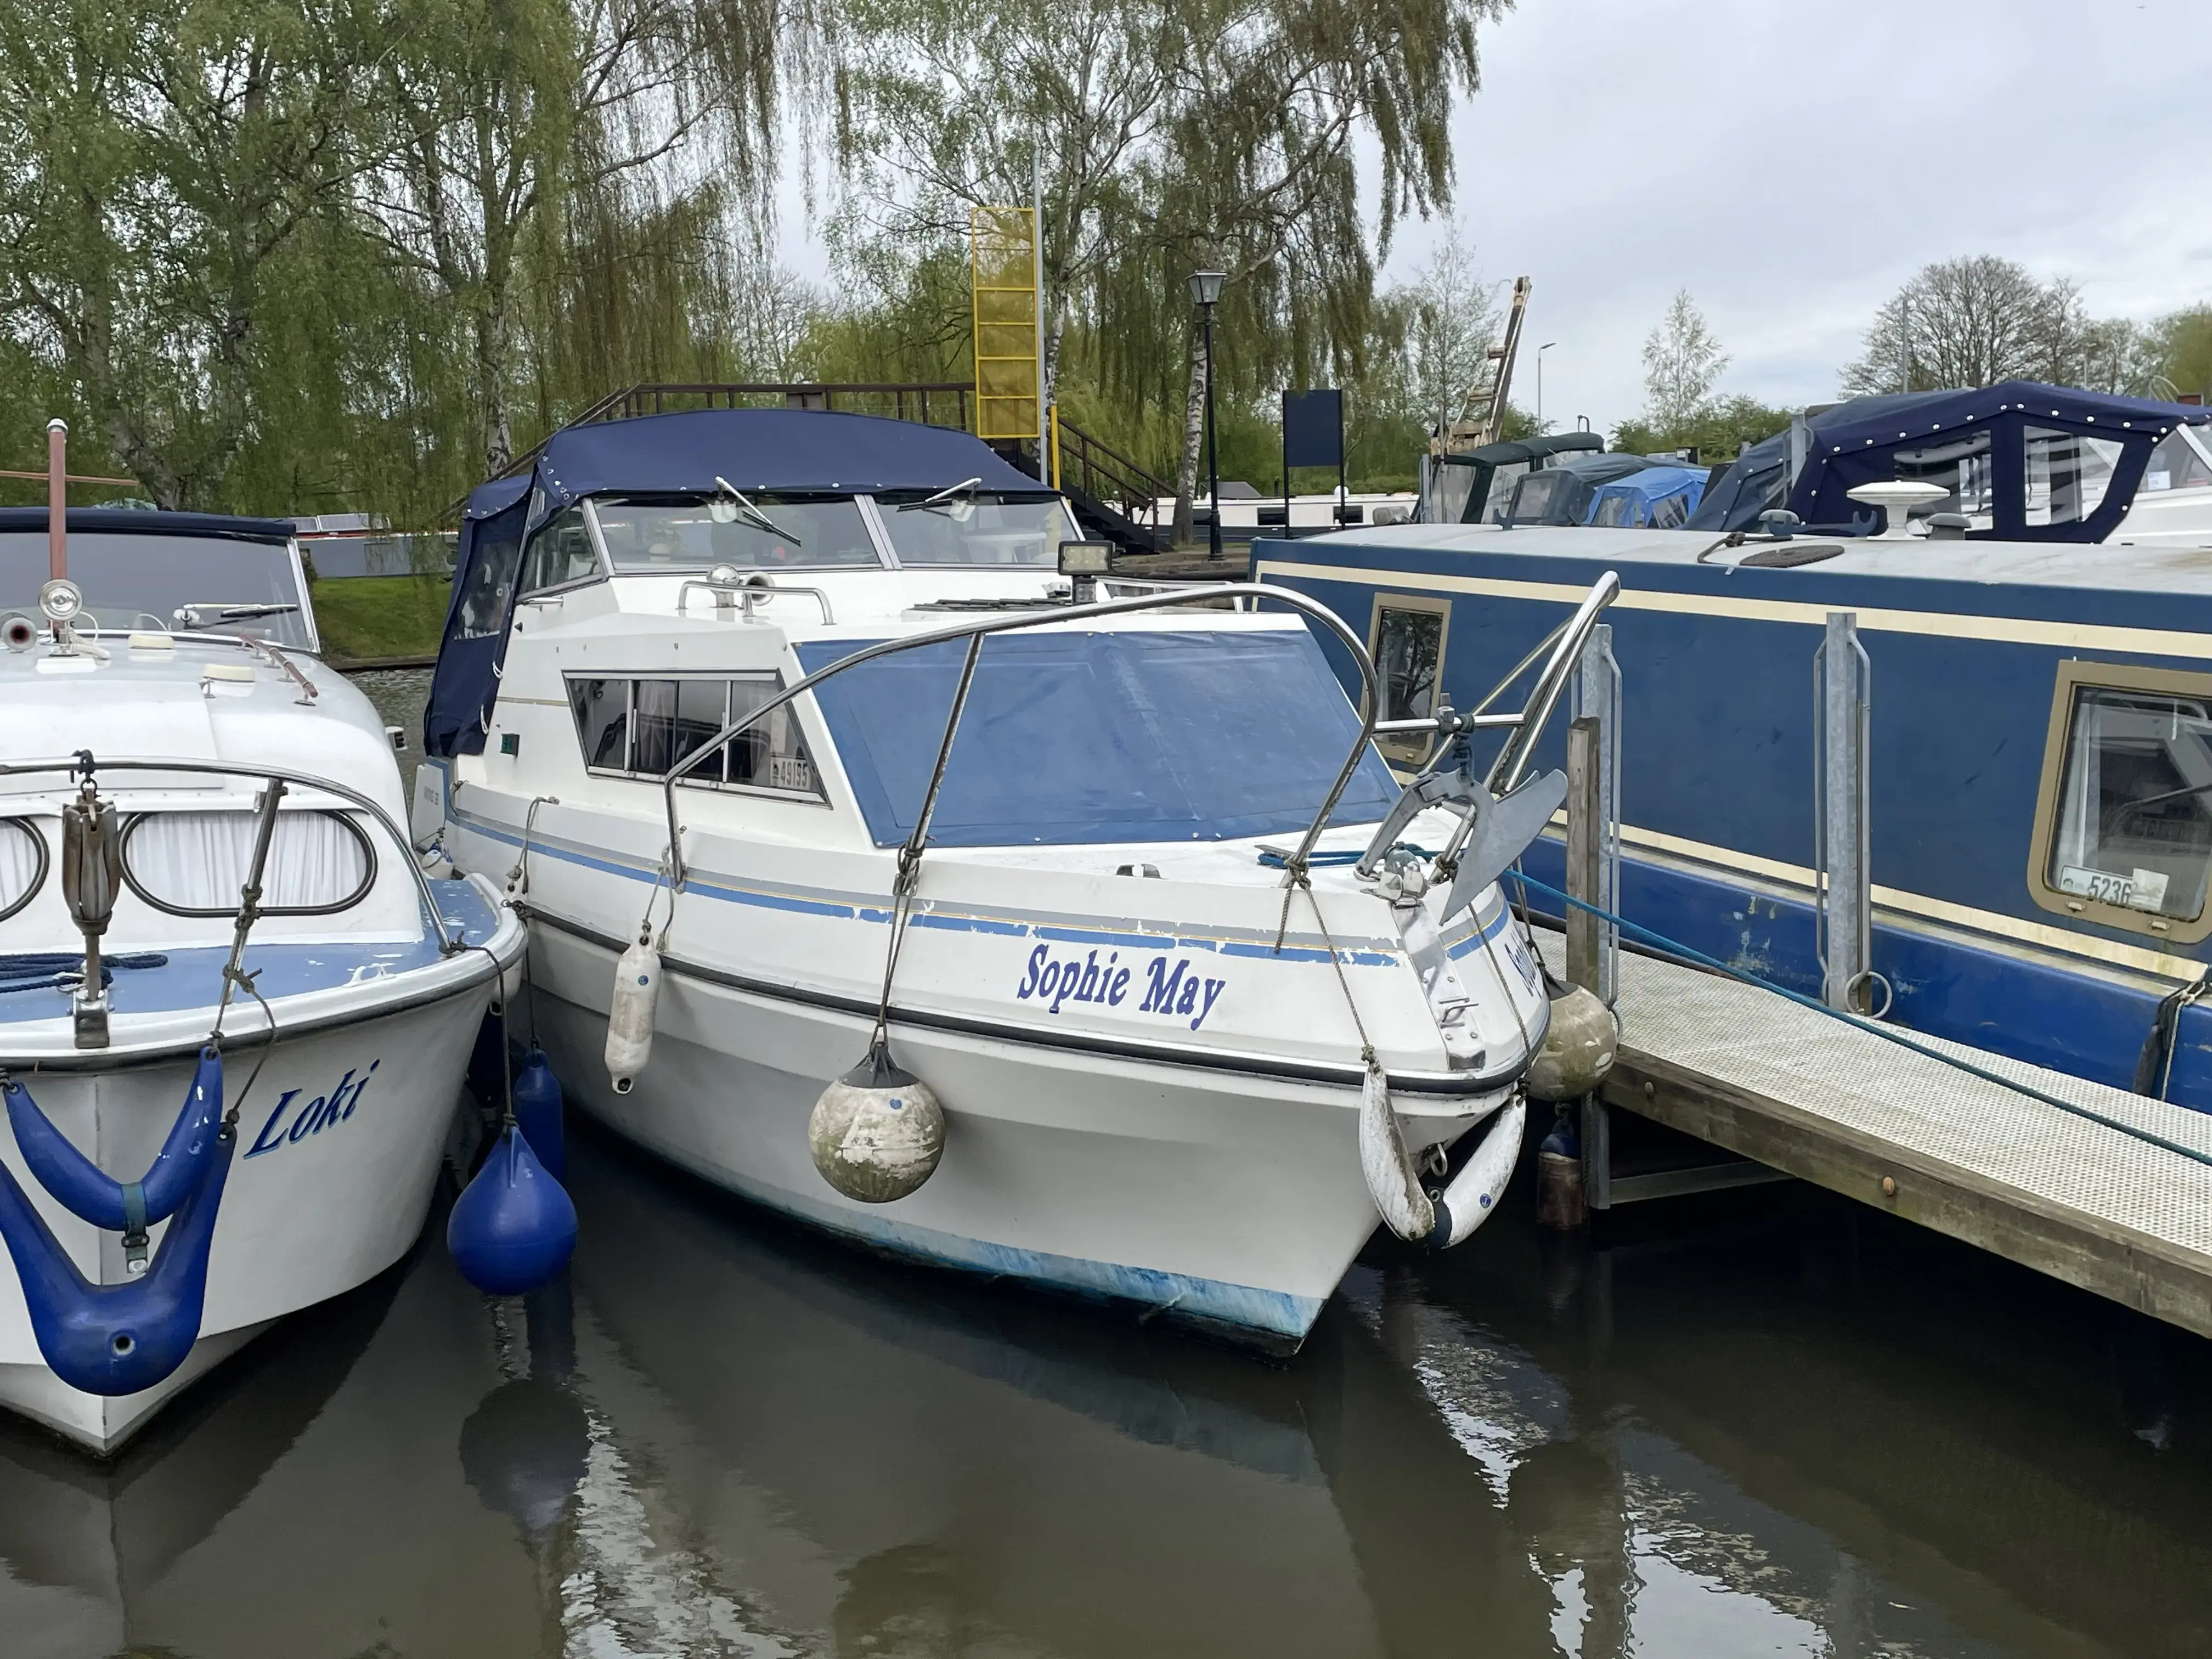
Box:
[1257,844,1437,870]
[0,952,167,996]
[1508,870,2212,1173]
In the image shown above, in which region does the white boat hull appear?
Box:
[0,967,504,1453]
[527,918,1503,1351]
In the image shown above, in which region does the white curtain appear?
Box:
[126,810,371,912]
[0,820,42,914]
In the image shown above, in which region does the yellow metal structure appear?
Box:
[972,207,1041,441]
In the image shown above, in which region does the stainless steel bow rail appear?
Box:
[0,756,464,957]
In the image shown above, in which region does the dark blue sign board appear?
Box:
[1282,388,1347,535]
[1282,389,1344,469]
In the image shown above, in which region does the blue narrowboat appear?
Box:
[1262,383,2212,1109]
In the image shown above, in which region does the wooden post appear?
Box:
[46,418,67,581]
[1566,714,1601,992]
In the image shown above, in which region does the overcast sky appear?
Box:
[781,0,2212,437]
[1378,0,2212,434]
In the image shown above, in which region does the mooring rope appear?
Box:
[1508,871,2212,1174]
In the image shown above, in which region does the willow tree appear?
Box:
[357,0,812,477]
[0,0,370,507]
[832,0,1505,537]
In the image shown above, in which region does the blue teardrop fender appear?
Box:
[448,1126,577,1298]
[0,1124,236,1396]
[2,1046,223,1229]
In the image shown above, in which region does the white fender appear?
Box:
[1429,1098,1526,1249]
[1358,1062,1436,1243]
[605,937,661,1094]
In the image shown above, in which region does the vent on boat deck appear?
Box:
[120,809,376,916]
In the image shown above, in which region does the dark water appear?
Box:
[2,1118,2209,1659]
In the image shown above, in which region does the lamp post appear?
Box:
[1189,269,1226,560]
[1536,341,1556,433]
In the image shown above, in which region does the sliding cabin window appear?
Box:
[564,674,824,800]
[1368,594,1451,768]
[2028,661,2212,943]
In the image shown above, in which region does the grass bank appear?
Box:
[311,575,450,664]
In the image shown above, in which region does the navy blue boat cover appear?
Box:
[1688,380,2210,538]
[795,629,1399,848]
[426,410,1039,757]
[0,507,296,543]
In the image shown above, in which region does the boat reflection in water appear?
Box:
[0,1126,2208,1657]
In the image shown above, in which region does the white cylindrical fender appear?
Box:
[1429,1098,1526,1249]
[1357,1062,1437,1243]
[604,937,661,1095]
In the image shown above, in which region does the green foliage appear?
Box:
[1612,396,1791,462]
[309,573,452,662]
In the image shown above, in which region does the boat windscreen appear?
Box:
[0,531,311,647]
[796,628,1400,848]
[875,492,1070,567]
[593,494,882,571]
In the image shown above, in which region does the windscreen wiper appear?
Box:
[713,476,803,545]
[173,601,300,623]
[897,477,983,513]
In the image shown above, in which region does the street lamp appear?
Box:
[1189,269,1227,560]
[1536,341,1556,433]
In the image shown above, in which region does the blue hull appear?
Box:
[1260,531,2212,1110]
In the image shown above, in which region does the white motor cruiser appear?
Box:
[0,448,524,1452]
[421,407,1610,1351]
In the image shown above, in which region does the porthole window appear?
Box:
[0,818,48,922]
[121,810,376,917]
[2028,661,2212,943]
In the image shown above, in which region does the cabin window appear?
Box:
[1368,594,1451,767]
[874,492,1071,566]
[121,810,375,916]
[2029,662,2212,941]
[1888,432,1994,525]
[0,818,47,922]
[518,506,600,594]
[590,495,881,572]
[564,674,823,799]
[2024,429,2124,527]
[2141,427,2212,494]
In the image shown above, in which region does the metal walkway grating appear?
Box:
[1536,932,2212,1334]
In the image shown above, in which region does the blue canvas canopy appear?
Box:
[427,410,1037,758]
[1504,452,1661,526]
[1688,382,2210,538]
[794,629,1399,848]
[1586,465,1709,528]
[0,508,296,543]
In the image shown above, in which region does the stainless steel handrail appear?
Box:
[0,757,466,953]
[658,584,1381,889]
[675,578,837,623]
